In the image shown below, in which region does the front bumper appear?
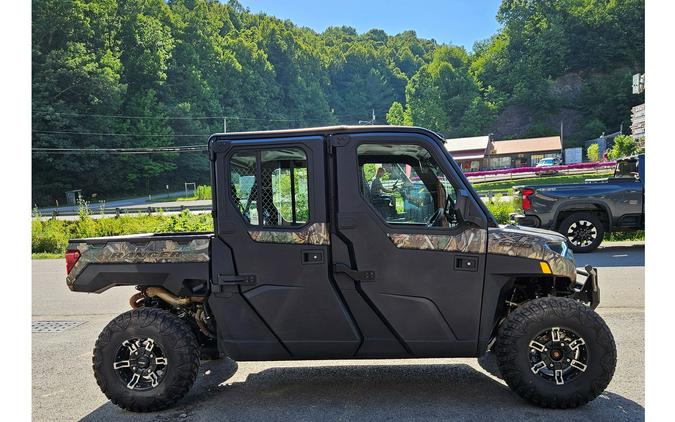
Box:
[509,212,541,228]
[570,265,600,309]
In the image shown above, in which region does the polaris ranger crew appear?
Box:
[66,126,614,412]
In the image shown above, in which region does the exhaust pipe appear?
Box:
[144,287,193,307]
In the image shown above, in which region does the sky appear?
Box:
[237,0,503,51]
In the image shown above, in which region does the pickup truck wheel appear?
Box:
[93,308,200,412]
[495,297,616,408]
[558,213,604,253]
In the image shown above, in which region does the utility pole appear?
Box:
[358,109,376,125]
[223,117,227,133]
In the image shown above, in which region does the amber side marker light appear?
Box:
[540,261,552,274]
[65,250,81,274]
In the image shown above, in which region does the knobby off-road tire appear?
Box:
[558,212,605,253]
[93,308,200,412]
[495,297,616,408]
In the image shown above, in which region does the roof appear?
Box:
[490,136,562,155]
[208,125,446,153]
[445,135,490,153]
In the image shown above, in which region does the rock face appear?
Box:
[489,73,584,141]
[549,73,583,102]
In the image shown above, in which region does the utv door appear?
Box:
[331,132,489,357]
[210,136,360,359]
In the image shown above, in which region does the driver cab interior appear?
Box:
[357,143,461,228]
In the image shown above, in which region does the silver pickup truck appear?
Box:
[512,154,644,252]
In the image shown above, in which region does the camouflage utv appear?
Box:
[67,126,614,412]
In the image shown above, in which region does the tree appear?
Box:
[587,144,599,162]
[607,135,640,160]
[386,102,409,126]
[31,0,645,204]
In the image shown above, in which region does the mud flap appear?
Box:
[571,265,600,309]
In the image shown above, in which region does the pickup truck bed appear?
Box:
[66,232,212,296]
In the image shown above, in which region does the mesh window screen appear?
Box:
[229,148,309,227]
[261,149,309,226]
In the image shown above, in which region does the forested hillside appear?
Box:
[32,0,644,205]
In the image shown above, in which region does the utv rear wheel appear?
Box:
[93,308,200,412]
[558,212,604,253]
[495,297,616,408]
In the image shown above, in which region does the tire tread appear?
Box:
[92,308,200,412]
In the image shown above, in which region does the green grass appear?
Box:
[606,231,645,242]
[472,172,613,195]
[31,252,64,259]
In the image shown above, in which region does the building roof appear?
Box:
[445,135,491,153]
[490,136,562,155]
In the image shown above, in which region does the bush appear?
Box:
[195,185,212,200]
[31,211,214,257]
[485,196,516,224]
[32,219,70,254]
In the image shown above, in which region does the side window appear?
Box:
[230,151,259,225]
[358,143,459,228]
[261,149,309,226]
[229,148,310,227]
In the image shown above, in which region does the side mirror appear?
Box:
[455,188,484,227]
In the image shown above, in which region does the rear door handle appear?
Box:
[455,256,478,272]
[302,250,324,264]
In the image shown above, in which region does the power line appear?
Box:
[32,130,206,137]
[32,145,207,155]
[34,111,377,122]
[35,112,320,122]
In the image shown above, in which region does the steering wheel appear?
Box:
[445,194,457,224]
[426,207,445,227]
[426,195,459,227]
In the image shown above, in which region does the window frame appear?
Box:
[355,140,469,235]
[226,144,313,230]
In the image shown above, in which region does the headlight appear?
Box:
[545,241,573,260]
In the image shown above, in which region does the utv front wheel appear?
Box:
[93,308,200,412]
[495,297,616,408]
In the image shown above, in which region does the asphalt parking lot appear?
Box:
[32,242,645,421]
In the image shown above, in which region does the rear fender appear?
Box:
[552,200,612,231]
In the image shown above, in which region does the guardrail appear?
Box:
[465,161,616,178]
[43,204,213,218]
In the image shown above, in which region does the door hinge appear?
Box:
[333,263,375,282]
